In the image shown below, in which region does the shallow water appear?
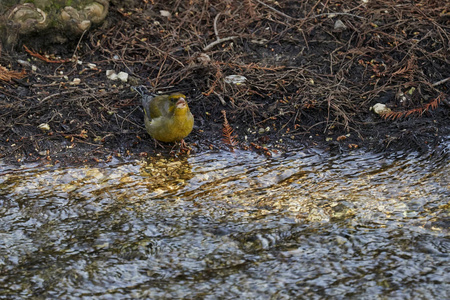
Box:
[0,144,449,299]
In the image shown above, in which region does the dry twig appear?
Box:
[0,65,26,82]
[383,93,444,120]
[203,12,239,51]
[23,45,72,63]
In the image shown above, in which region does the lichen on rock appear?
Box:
[0,0,109,47]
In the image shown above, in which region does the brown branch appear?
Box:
[23,45,72,63]
[203,12,239,51]
[0,65,26,81]
[203,36,239,52]
[382,93,443,120]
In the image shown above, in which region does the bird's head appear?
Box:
[169,93,189,115]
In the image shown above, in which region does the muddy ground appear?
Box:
[1,0,449,165]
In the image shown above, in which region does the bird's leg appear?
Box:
[169,139,191,155]
[153,138,165,148]
[180,139,187,149]
[179,139,191,154]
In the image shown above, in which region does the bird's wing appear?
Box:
[150,95,173,119]
[133,86,158,119]
[141,94,159,119]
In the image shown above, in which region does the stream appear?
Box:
[0,144,449,299]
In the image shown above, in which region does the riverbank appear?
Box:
[1,0,449,165]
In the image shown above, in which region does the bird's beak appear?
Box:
[176,98,187,108]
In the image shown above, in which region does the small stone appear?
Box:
[38,123,50,131]
[370,103,392,115]
[117,72,129,82]
[17,60,31,67]
[72,78,81,85]
[160,10,172,18]
[334,19,347,30]
[224,75,247,85]
[106,70,118,80]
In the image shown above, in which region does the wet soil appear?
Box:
[0,0,449,165]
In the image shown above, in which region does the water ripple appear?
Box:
[0,144,449,299]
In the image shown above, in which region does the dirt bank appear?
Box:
[1,0,449,165]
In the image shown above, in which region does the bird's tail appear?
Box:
[132,85,148,97]
[132,86,154,119]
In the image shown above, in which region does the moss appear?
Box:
[21,0,91,11]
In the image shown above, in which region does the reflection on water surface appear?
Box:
[0,145,449,299]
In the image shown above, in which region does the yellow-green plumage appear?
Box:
[140,92,194,143]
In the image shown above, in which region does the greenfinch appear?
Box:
[134,87,194,143]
